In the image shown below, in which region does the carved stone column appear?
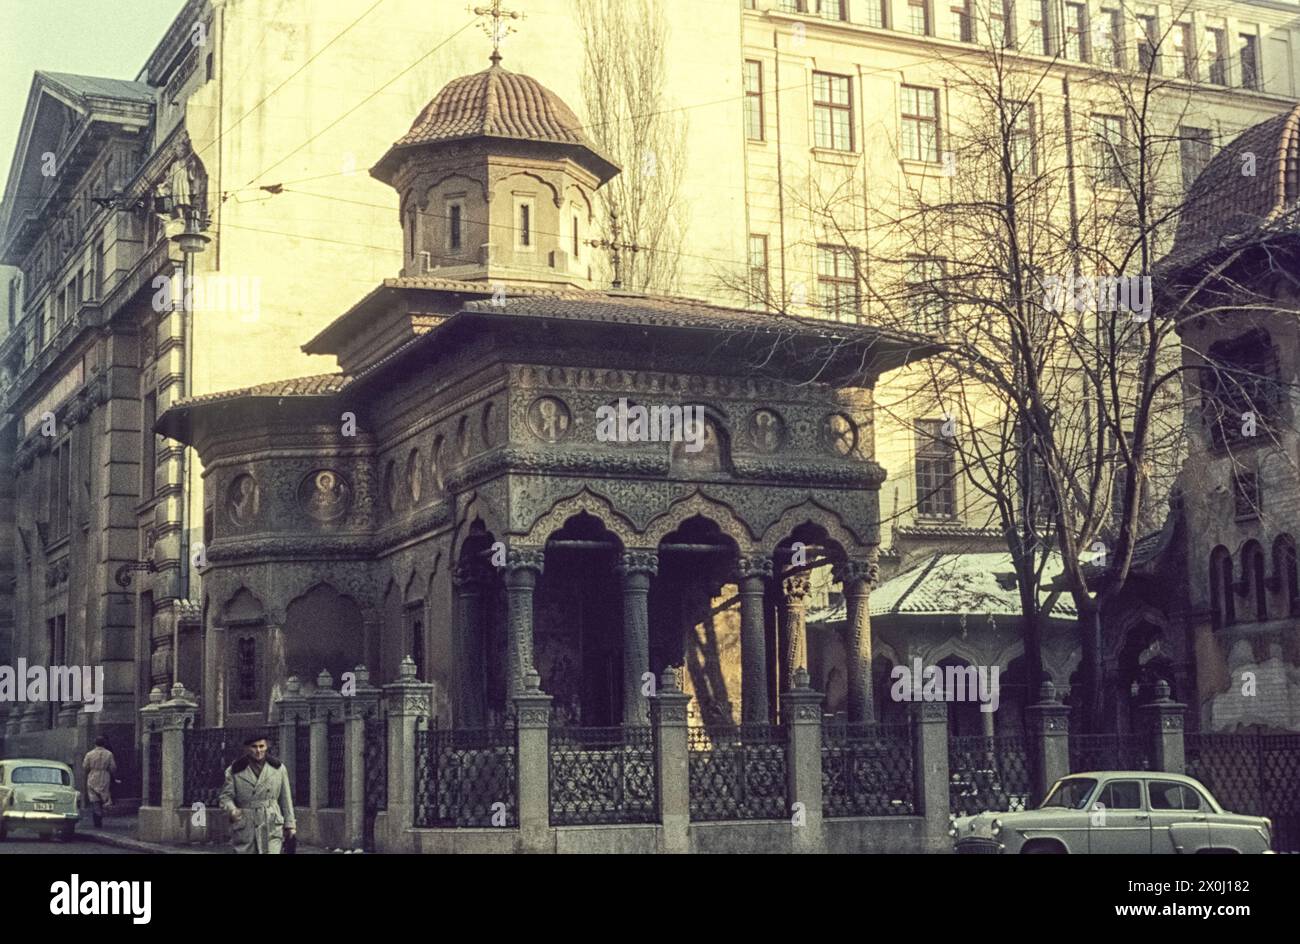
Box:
[451,563,485,728]
[781,574,812,694]
[504,549,545,699]
[616,550,658,725]
[835,554,879,724]
[736,555,773,724]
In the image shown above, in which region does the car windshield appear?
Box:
[11,766,70,786]
[1039,778,1097,810]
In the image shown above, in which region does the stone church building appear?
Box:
[157,58,935,731]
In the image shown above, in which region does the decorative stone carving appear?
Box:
[527,396,571,443]
[407,449,422,504]
[226,474,260,527]
[614,550,659,578]
[455,415,471,459]
[504,547,545,575]
[299,469,352,522]
[521,487,642,548]
[735,555,774,580]
[481,401,498,447]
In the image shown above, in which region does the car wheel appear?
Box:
[37,831,53,842]
[59,824,76,842]
[1022,841,1065,854]
[0,820,7,841]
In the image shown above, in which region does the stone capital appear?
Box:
[615,550,659,579]
[735,555,773,582]
[783,573,812,601]
[834,554,879,588]
[504,547,545,577]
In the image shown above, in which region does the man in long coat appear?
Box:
[218,732,296,854]
[81,737,117,828]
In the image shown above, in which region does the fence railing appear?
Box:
[549,725,659,826]
[294,722,311,805]
[362,717,387,851]
[1068,733,1151,774]
[822,722,916,817]
[1187,732,1300,853]
[688,723,788,822]
[948,734,1036,815]
[414,725,518,828]
[326,721,345,809]
[182,727,279,807]
[147,734,162,807]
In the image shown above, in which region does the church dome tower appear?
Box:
[371,58,619,289]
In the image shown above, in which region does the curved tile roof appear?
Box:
[1170,103,1300,265]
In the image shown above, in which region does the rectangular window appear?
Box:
[1179,126,1212,193]
[1239,34,1259,90]
[915,419,957,518]
[816,245,859,322]
[7,277,16,328]
[1064,3,1087,61]
[813,72,854,151]
[863,0,885,28]
[447,203,462,251]
[990,0,1013,47]
[951,2,972,42]
[1137,14,1158,72]
[1205,28,1227,84]
[1093,113,1127,187]
[776,0,804,11]
[900,85,940,163]
[142,391,157,499]
[572,215,580,258]
[816,0,846,20]
[906,257,948,333]
[744,60,765,141]
[1234,471,1260,520]
[1173,23,1194,79]
[748,234,769,306]
[1010,101,1036,175]
[908,0,930,36]
[1030,1,1049,55]
[518,202,532,249]
[237,636,257,702]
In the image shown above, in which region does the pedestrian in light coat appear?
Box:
[81,736,118,828]
[217,732,296,854]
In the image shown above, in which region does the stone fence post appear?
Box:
[513,669,552,853]
[138,686,165,804]
[651,668,690,854]
[784,667,824,854]
[138,683,198,843]
[912,700,950,853]
[1140,680,1186,774]
[343,665,382,848]
[275,677,309,800]
[1026,681,1071,801]
[382,656,433,850]
[308,670,343,810]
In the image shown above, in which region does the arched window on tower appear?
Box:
[1241,540,1267,622]
[1209,546,1234,629]
[1273,534,1299,617]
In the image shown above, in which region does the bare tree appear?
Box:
[573,0,688,294]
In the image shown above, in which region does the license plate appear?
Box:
[34,802,53,812]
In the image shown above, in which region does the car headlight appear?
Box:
[990,818,1003,837]
[948,825,958,838]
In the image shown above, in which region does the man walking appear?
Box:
[81,736,117,828]
[218,732,296,854]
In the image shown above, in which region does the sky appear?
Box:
[0,0,189,195]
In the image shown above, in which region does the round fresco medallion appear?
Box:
[226,474,260,526]
[528,396,571,443]
[481,402,497,447]
[299,469,352,522]
[823,413,857,456]
[747,409,785,453]
[407,449,422,504]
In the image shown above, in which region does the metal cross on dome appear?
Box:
[471,0,524,64]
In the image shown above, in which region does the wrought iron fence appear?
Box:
[414,725,517,828]
[549,725,658,826]
[1186,732,1300,852]
[688,723,787,821]
[293,722,311,805]
[363,717,387,851]
[822,722,916,817]
[147,734,162,806]
[1068,733,1151,774]
[182,727,279,807]
[948,735,1036,815]
[326,721,345,808]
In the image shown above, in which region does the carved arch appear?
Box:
[415,170,489,206]
[640,490,757,553]
[450,490,507,562]
[1103,604,1170,662]
[521,487,638,547]
[491,169,560,207]
[563,183,594,219]
[759,499,869,555]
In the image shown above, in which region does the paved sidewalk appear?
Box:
[78,815,335,854]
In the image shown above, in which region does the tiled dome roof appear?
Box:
[371,64,618,184]
[1169,103,1300,266]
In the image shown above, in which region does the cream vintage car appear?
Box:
[951,771,1273,854]
[0,759,81,841]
